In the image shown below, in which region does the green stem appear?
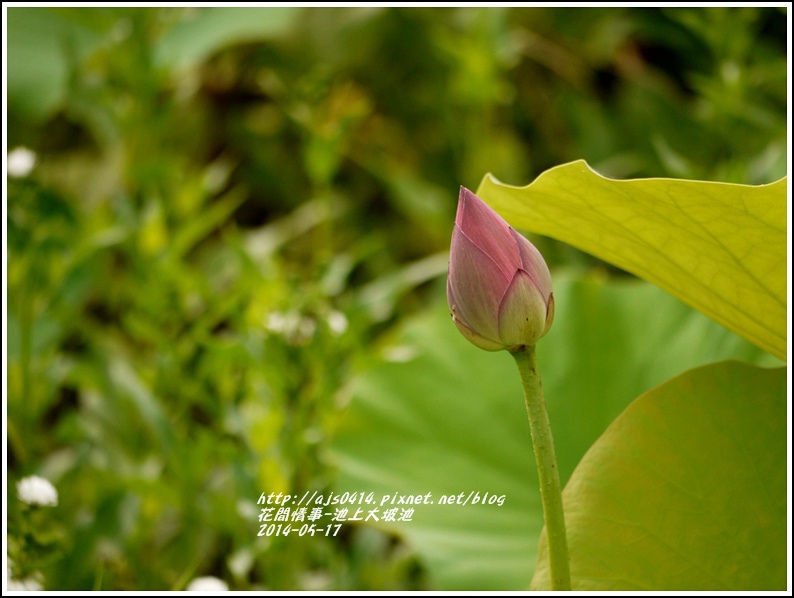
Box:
[511,347,570,591]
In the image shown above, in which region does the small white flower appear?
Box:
[7,147,37,178]
[383,345,419,363]
[17,475,58,507]
[186,576,229,592]
[265,311,289,334]
[265,311,316,344]
[326,310,348,336]
[7,565,44,591]
[8,577,44,591]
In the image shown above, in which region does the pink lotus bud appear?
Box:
[447,187,554,352]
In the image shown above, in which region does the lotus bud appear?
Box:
[447,187,554,352]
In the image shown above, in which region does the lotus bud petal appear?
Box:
[447,187,554,352]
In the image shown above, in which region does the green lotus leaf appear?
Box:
[477,162,787,361]
[533,361,786,590]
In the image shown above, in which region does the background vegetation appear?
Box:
[6,6,787,590]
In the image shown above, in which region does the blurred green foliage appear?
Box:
[6,6,787,590]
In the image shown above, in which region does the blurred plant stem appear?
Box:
[511,348,570,591]
[10,288,34,465]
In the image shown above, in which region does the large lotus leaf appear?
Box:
[476,162,787,361]
[154,7,301,72]
[7,8,100,120]
[533,361,786,591]
[329,272,776,590]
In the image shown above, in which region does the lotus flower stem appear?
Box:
[511,347,570,591]
[447,187,566,587]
